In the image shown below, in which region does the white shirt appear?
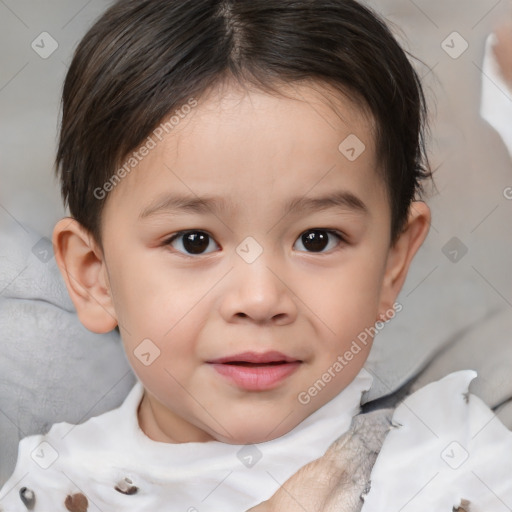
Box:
[361,370,512,512]
[2,369,511,512]
[0,369,373,512]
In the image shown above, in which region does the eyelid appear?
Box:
[323,229,347,242]
[164,229,214,244]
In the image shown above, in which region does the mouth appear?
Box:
[222,361,291,367]
[206,351,302,391]
[207,350,301,365]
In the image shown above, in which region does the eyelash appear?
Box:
[162,229,347,257]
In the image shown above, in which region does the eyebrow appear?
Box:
[138,190,368,220]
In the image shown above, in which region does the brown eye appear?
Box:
[294,229,344,253]
[164,231,219,256]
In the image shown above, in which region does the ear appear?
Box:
[377,201,431,319]
[52,218,118,334]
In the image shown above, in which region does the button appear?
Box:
[114,477,138,495]
[19,487,35,510]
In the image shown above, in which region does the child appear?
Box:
[1,0,511,511]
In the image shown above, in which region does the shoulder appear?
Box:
[362,370,512,512]
[0,382,143,511]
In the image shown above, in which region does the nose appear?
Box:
[219,251,298,326]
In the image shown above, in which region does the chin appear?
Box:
[213,420,297,445]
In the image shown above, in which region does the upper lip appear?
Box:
[207,351,301,364]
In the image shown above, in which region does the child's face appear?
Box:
[57,82,429,444]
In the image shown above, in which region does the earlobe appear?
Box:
[52,218,118,334]
[378,201,431,315]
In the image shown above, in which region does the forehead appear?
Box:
[104,81,385,220]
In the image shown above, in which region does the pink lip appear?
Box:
[207,351,299,364]
[206,351,302,391]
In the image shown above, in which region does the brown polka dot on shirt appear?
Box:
[64,493,88,512]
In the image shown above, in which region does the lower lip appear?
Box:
[208,362,301,391]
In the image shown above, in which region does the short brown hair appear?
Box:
[56,0,432,251]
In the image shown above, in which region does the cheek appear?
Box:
[109,258,210,365]
[302,256,385,322]
[107,249,181,328]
